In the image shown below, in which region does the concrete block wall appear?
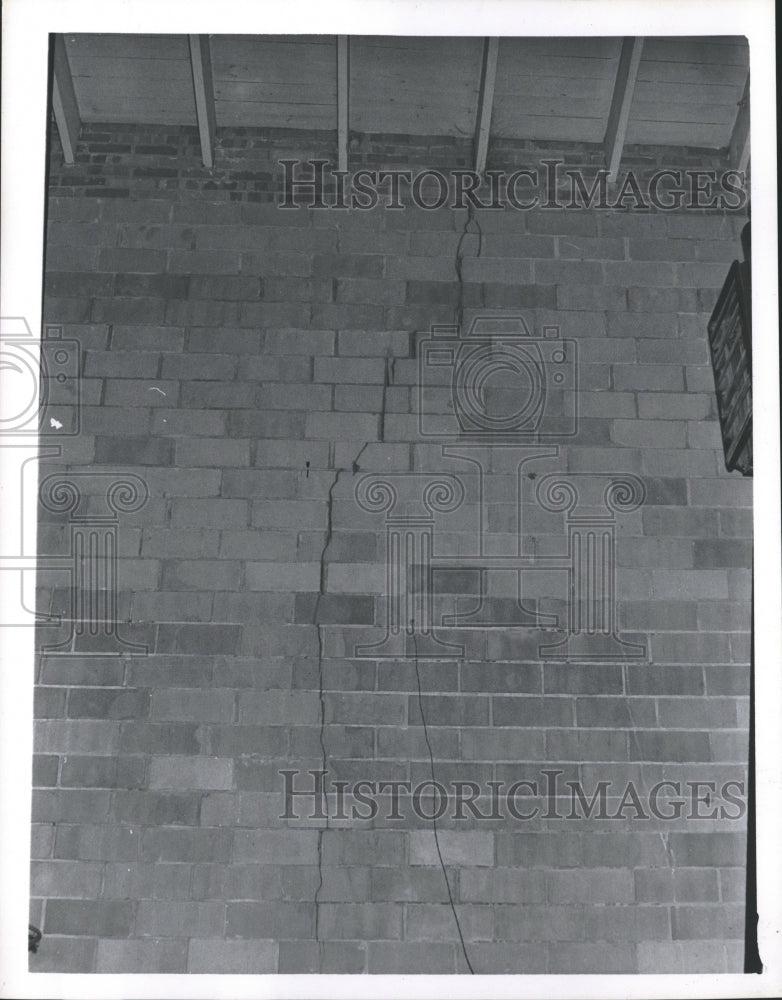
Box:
[31,124,751,973]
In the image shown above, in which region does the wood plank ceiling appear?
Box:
[54,34,750,174]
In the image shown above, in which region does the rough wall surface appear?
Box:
[31,124,751,974]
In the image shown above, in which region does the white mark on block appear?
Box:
[149,386,166,395]
[49,417,63,429]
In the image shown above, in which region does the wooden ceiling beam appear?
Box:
[604,36,644,182]
[474,37,499,175]
[52,35,81,165]
[337,35,350,172]
[729,73,750,173]
[189,34,216,169]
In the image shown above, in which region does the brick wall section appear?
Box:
[31,124,751,973]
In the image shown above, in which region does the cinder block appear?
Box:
[604,261,674,286]
[226,901,313,938]
[629,731,711,761]
[96,939,187,973]
[117,721,200,755]
[638,392,712,420]
[697,601,750,632]
[575,697,655,729]
[170,498,248,528]
[462,728,544,760]
[140,528,219,558]
[690,478,753,509]
[326,563,386,593]
[94,436,173,465]
[310,303,384,329]
[27,934,97,972]
[245,561,320,591]
[549,868,635,904]
[188,275,261,300]
[279,939,366,973]
[495,903,584,941]
[32,754,59,786]
[233,828,319,865]
[672,904,743,940]
[325,692,406,726]
[614,365,684,391]
[112,791,201,827]
[304,412,378,440]
[409,830,493,867]
[219,530,296,560]
[549,941,637,973]
[111,325,185,352]
[156,623,242,655]
[406,902,493,941]
[149,755,233,790]
[626,663,704,696]
[367,941,455,973]
[83,349,160,379]
[31,859,103,898]
[651,632,732,664]
[188,938,277,973]
[313,253,384,278]
[150,689,235,723]
[141,827,232,863]
[652,569,729,600]
[612,419,686,449]
[630,238,694,261]
[222,470,298,501]
[336,278,406,305]
[135,900,226,937]
[168,250,241,274]
[60,755,145,789]
[92,297,167,324]
[45,899,134,937]
[161,353,238,381]
[543,663,622,695]
[31,822,55,858]
[67,688,149,721]
[547,729,628,761]
[318,903,402,940]
[676,262,733,288]
[528,211,597,236]
[160,558,240,592]
[98,248,167,272]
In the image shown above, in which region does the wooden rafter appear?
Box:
[729,73,750,173]
[337,35,350,173]
[52,35,81,165]
[474,37,499,176]
[189,34,216,169]
[604,36,644,182]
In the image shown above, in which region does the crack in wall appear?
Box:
[402,197,484,974]
[454,199,484,324]
[312,206,482,967]
[311,353,392,969]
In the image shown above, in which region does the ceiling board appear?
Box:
[57,33,750,152]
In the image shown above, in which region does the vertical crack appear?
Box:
[312,451,365,969]
[311,352,386,966]
[454,199,483,330]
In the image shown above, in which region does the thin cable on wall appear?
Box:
[412,630,476,974]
